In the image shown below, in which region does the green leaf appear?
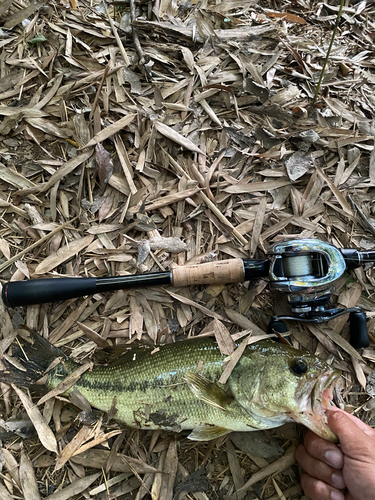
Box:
[28,34,47,44]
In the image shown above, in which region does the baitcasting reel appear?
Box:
[266,239,371,348]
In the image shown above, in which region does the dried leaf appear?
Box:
[225,179,291,194]
[250,197,267,257]
[71,429,122,457]
[135,293,158,341]
[45,473,101,500]
[4,3,42,29]
[265,11,307,24]
[0,0,14,18]
[218,335,249,384]
[320,327,362,361]
[76,321,110,348]
[213,319,235,356]
[0,483,14,500]
[19,450,41,500]
[166,290,228,322]
[37,361,94,406]
[159,439,179,500]
[145,187,202,211]
[244,79,269,103]
[11,384,58,453]
[83,114,137,148]
[122,67,142,94]
[129,295,143,339]
[25,117,70,138]
[317,167,353,215]
[285,152,314,181]
[34,234,94,274]
[154,121,204,154]
[232,451,296,495]
[225,309,266,336]
[40,150,94,194]
[0,238,10,260]
[54,425,94,471]
[351,355,367,389]
[70,449,160,474]
[137,240,150,266]
[96,143,113,195]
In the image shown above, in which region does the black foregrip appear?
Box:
[2,278,98,307]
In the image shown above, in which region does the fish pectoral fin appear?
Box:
[188,425,232,441]
[185,372,233,410]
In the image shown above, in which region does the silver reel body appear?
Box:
[266,239,360,323]
[265,239,368,348]
[268,239,346,295]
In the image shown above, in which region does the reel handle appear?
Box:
[267,319,291,344]
[349,311,370,349]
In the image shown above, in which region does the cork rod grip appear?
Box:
[172,259,245,288]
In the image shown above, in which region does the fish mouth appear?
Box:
[292,369,341,443]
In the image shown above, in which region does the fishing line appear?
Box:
[282,255,314,277]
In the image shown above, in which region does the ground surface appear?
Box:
[0,0,374,498]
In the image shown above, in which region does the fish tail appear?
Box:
[0,327,68,389]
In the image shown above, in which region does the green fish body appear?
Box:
[1,332,340,442]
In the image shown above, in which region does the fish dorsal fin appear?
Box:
[185,372,234,410]
[188,425,231,441]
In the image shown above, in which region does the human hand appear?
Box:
[295,407,375,500]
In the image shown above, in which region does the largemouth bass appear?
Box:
[0,330,340,442]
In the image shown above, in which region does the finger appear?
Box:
[300,474,345,500]
[303,430,344,468]
[295,444,346,489]
[327,410,375,460]
[327,408,375,438]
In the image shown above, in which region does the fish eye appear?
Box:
[290,359,309,376]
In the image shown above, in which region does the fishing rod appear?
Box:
[2,239,374,347]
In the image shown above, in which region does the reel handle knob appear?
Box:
[267,319,291,344]
[349,311,370,349]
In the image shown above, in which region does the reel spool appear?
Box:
[281,254,314,278]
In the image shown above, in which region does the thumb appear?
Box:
[327,410,375,461]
